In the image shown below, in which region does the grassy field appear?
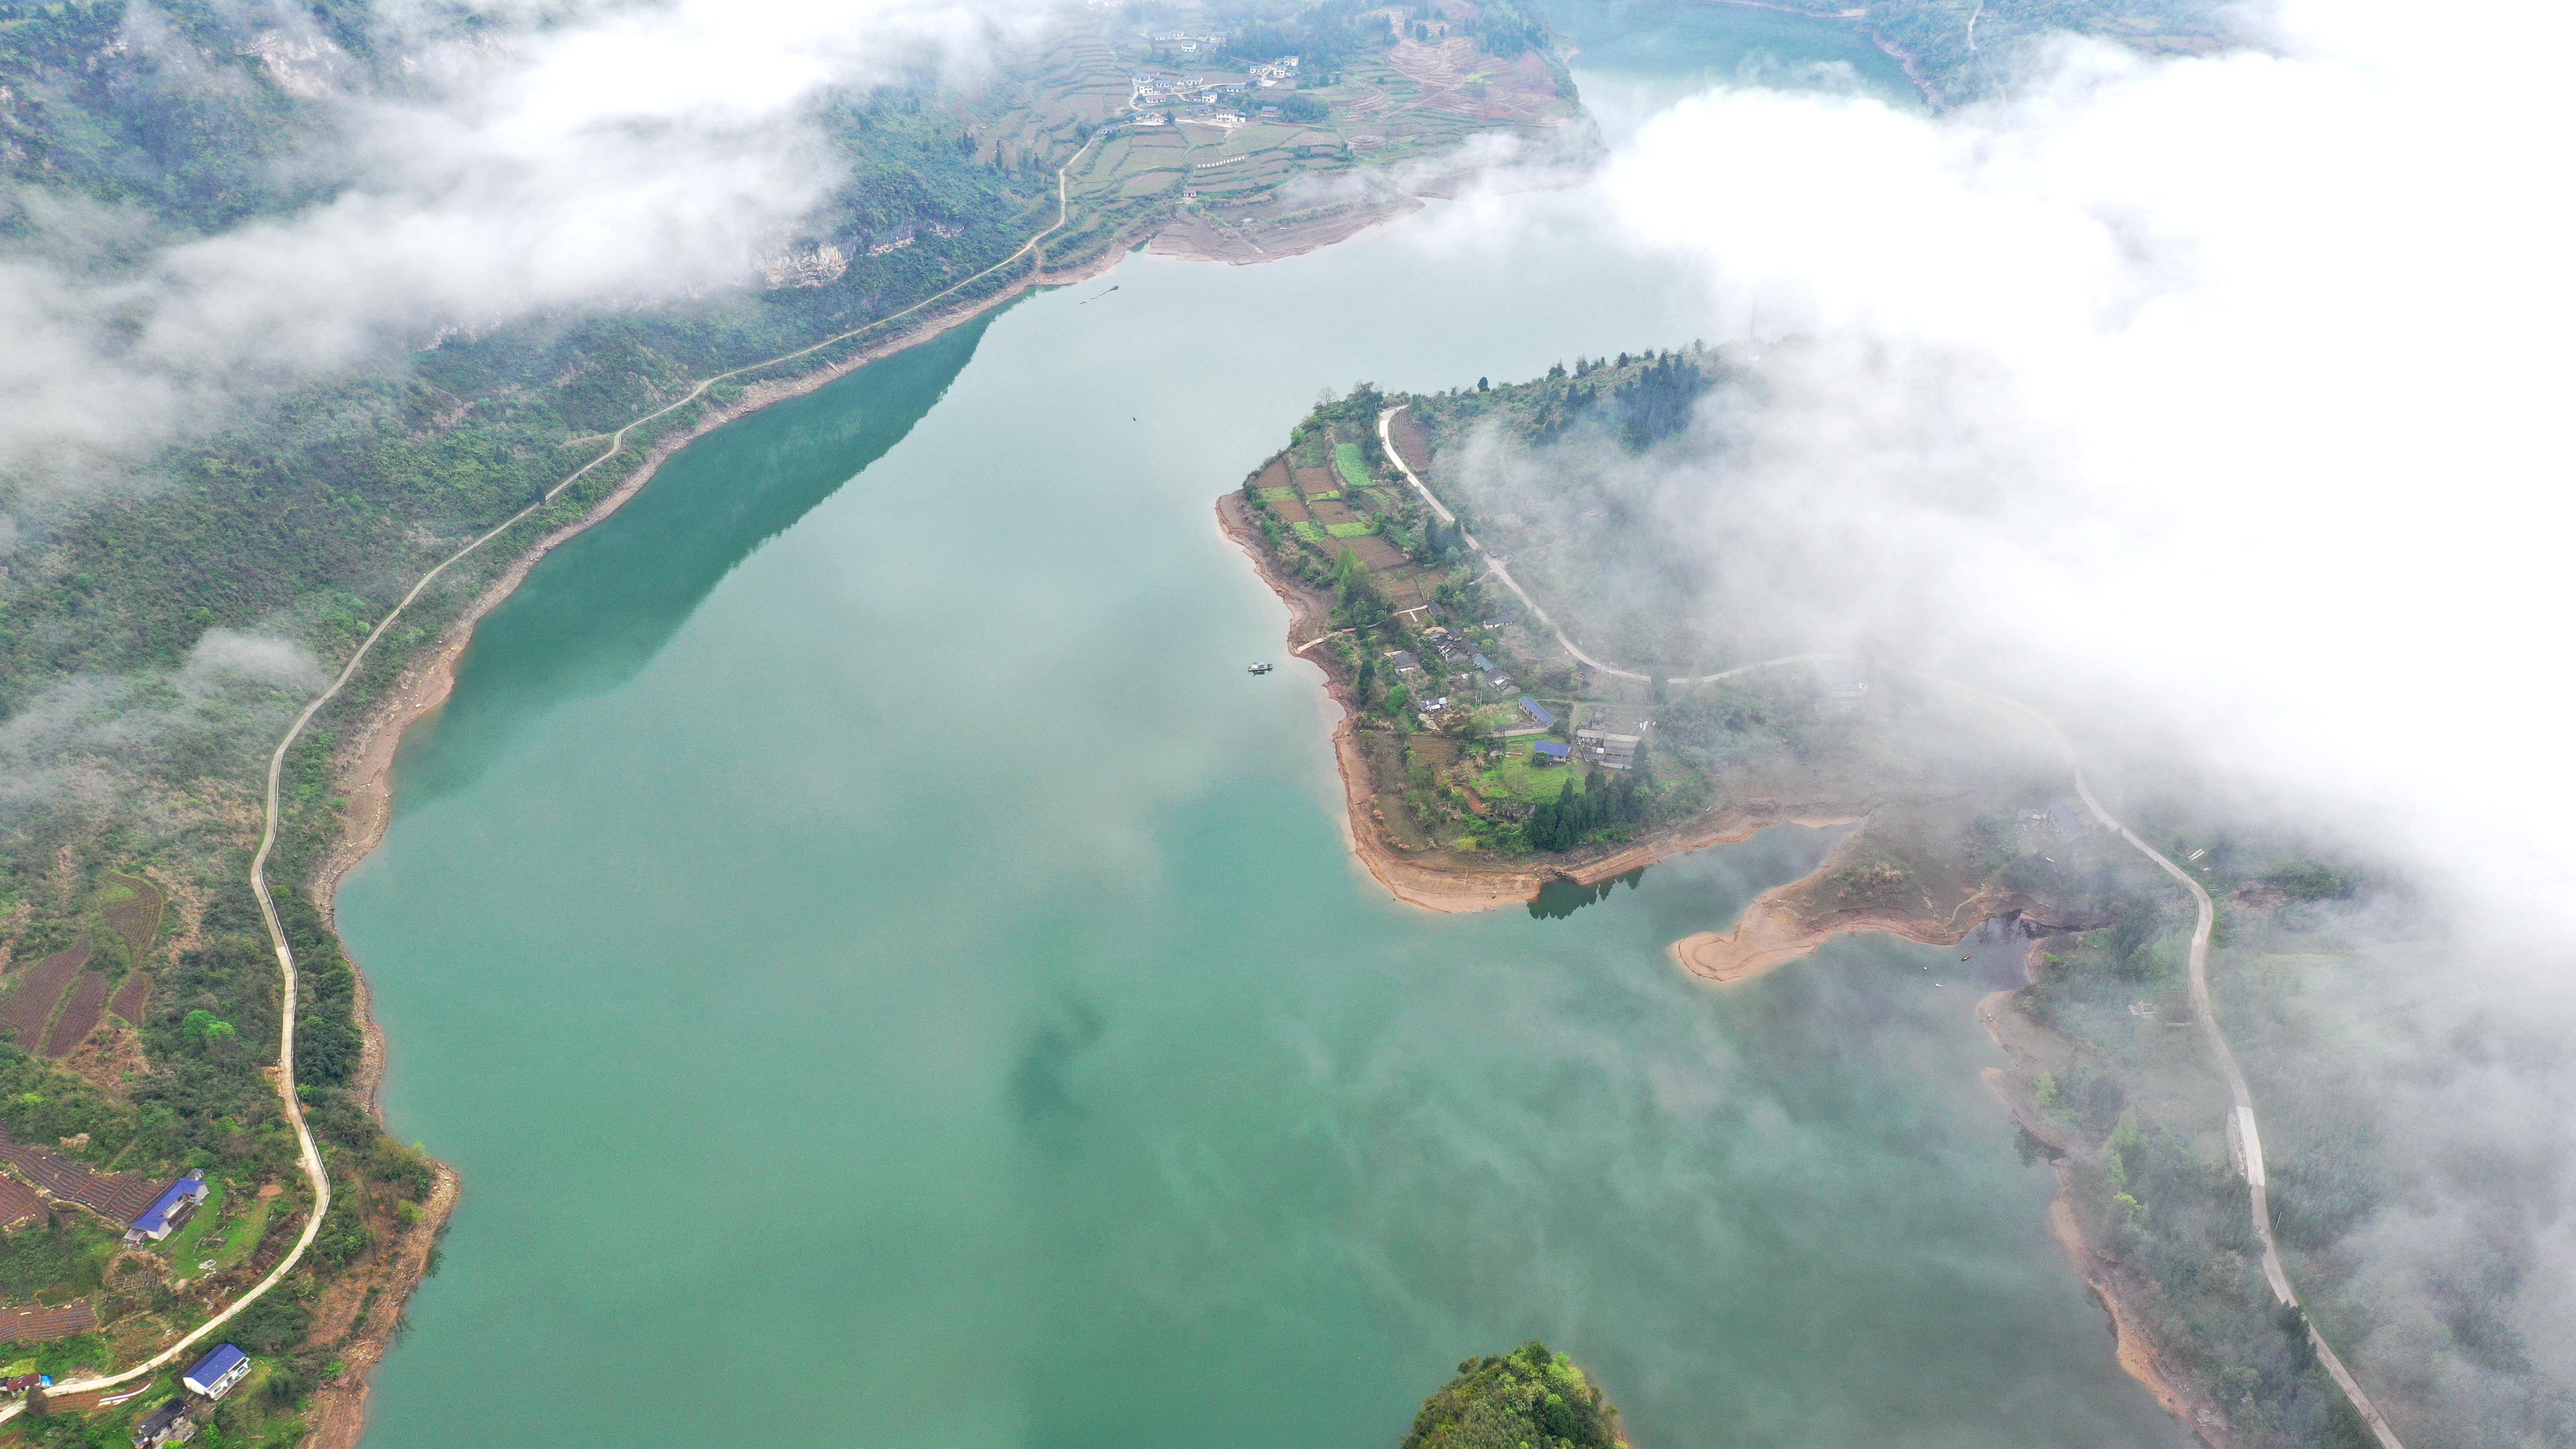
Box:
[161,1182,226,1278]
[1476,738,1579,803]
[203,1194,273,1275]
[164,1183,272,1281]
[1334,442,1373,490]
[1325,521,1376,538]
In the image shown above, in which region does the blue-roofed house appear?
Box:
[125,1172,208,1245]
[1471,653,1493,671]
[1531,741,1572,764]
[182,1344,250,1401]
[1518,696,1557,728]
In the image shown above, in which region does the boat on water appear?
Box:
[1248,661,1273,675]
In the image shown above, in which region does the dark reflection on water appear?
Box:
[1528,867,1648,919]
[390,313,999,810]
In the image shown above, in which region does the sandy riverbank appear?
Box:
[1666,820,2007,983]
[1668,894,1972,985]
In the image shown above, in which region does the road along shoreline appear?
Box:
[0,140,1168,1434]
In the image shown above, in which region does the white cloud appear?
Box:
[1580,0,2576,914]
[0,0,1056,476]
[184,628,328,691]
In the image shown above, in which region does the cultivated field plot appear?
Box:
[1293,467,1338,497]
[0,944,88,1051]
[0,1125,167,1223]
[1347,536,1409,571]
[0,1304,97,1343]
[1388,412,1434,473]
[1333,442,1373,490]
[107,971,149,1027]
[42,971,108,1059]
[1319,34,1578,169]
[97,873,163,964]
[0,1174,42,1229]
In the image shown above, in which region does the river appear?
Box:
[336,8,2188,1447]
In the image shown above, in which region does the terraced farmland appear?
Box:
[0,944,86,1053]
[41,971,108,1060]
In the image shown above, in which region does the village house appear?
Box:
[1531,740,1573,765]
[132,1400,195,1449]
[125,1172,208,1245]
[1518,696,1557,729]
[1386,650,1425,678]
[1576,728,1643,772]
[182,1343,250,1401]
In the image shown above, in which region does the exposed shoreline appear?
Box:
[1978,952,2232,1446]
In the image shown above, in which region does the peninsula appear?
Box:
[1221,355,2412,1449]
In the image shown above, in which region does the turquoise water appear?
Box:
[337,12,2184,1449]
[1538,0,1924,142]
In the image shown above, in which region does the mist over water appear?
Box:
[338,13,2190,1449]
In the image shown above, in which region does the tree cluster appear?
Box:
[1524,769,1648,853]
[1403,1341,1623,1449]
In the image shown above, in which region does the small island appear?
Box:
[1403,1342,1624,1449]
[1216,352,2081,943]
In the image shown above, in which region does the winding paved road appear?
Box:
[1379,405,1837,688]
[1376,402,2408,1447]
[2064,767,2409,1449]
[0,136,1111,1426]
